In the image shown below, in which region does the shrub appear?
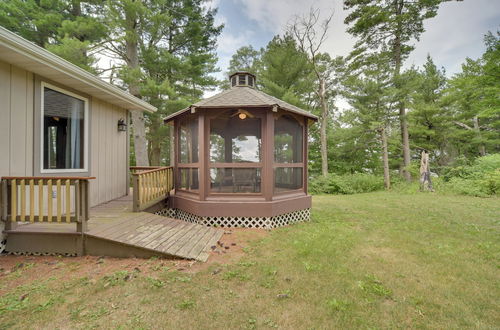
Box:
[439,154,500,197]
[310,173,384,195]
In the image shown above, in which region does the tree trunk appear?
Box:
[125,2,149,166]
[473,116,486,156]
[419,150,433,192]
[149,128,162,166]
[394,0,411,182]
[380,127,391,190]
[319,77,329,177]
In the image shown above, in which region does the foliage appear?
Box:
[309,173,385,195]
[0,0,107,72]
[438,154,500,196]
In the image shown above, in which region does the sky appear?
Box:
[208,0,500,85]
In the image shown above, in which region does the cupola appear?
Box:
[229,71,256,88]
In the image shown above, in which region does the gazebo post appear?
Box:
[198,112,207,201]
[303,117,309,194]
[263,110,275,201]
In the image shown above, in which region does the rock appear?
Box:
[224,246,230,250]
[19,293,28,301]
[277,293,289,299]
[210,245,217,250]
[284,277,292,282]
[212,268,222,275]
[231,243,236,246]
[134,267,141,273]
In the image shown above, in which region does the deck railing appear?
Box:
[131,166,174,212]
[0,176,94,232]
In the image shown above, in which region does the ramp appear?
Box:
[86,213,223,261]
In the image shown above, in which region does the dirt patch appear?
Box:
[190,227,268,272]
[0,227,268,292]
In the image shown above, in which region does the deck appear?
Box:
[4,195,223,262]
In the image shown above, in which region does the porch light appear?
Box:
[238,113,247,120]
[117,118,127,132]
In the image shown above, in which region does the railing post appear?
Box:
[2,180,17,230]
[132,174,140,212]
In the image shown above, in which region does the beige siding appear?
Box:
[0,61,34,177]
[89,99,128,206]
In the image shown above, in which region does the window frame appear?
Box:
[40,82,89,174]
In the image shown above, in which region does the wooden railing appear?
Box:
[131,167,174,212]
[0,176,94,233]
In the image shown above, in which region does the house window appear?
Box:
[42,83,88,172]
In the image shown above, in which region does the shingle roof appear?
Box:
[164,86,318,122]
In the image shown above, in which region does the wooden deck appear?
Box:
[4,195,223,262]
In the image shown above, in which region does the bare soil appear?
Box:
[0,227,268,294]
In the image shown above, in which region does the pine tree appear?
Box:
[344,0,460,181]
[409,55,451,165]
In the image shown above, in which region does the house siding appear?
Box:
[89,98,128,207]
[0,61,34,177]
[0,60,129,207]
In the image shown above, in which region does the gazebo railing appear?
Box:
[131,166,174,212]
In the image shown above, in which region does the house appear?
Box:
[163,71,318,228]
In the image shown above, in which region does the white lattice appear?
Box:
[0,221,5,254]
[5,250,77,257]
[155,207,310,229]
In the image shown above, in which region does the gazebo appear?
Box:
[163,72,318,228]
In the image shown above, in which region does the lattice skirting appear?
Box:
[0,221,5,254]
[3,251,77,257]
[155,208,310,229]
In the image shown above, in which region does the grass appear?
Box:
[0,191,499,329]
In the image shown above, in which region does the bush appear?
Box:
[310,173,384,195]
[439,154,500,197]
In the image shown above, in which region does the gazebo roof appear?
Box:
[164,77,318,122]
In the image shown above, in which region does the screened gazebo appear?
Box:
[163,72,318,228]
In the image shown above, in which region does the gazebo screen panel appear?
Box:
[179,168,199,191]
[274,114,305,193]
[177,114,199,192]
[274,115,303,163]
[274,167,303,192]
[209,110,263,194]
[179,115,199,163]
[210,115,261,163]
[210,168,261,193]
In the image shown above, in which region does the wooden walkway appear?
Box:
[5,195,223,262]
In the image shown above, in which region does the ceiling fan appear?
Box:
[230,109,255,120]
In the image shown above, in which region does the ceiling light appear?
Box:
[238,113,247,120]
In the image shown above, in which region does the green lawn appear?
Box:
[1,192,499,329]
